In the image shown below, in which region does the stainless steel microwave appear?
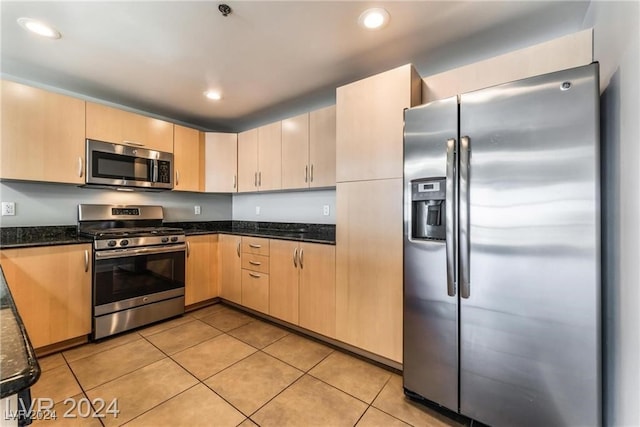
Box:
[85,139,173,190]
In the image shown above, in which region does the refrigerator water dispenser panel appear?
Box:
[411,177,446,240]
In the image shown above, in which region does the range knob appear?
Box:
[107,240,117,247]
[170,236,179,242]
[120,240,129,247]
[161,237,169,243]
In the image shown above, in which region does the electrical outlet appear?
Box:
[1,202,16,216]
[194,205,201,215]
[323,205,330,216]
[255,206,261,215]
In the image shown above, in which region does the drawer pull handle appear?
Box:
[249,272,261,279]
[249,244,262,249]
[249,260,262,266]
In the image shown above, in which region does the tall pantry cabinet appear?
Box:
[335,64,422,364]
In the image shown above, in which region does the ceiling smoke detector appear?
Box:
[218,4,232,17]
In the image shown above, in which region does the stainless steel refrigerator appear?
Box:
[403,63,601,427]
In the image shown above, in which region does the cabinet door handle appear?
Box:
[186,241,191,257]
[123,140,145,147]
[310,164,314,182]
[233,175,237,189]
[237,241,241,257]
[176,170,180,186]
[249,260,262,266]
[249,272,261,279]
[258,171,262,187]
[293,248,298,267]
[254,172,258,187]
[305,165,308,183]
[299,248,304,269]
[249,244,262,249]
[77,157,84,178]
[84,249,89,272]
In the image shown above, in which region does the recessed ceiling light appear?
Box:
[358,8,390,30]
[17,17,61,39]
[204,90,222,101]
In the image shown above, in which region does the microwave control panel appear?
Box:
[157,161,171,184]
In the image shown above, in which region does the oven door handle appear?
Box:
[95,244,187,260]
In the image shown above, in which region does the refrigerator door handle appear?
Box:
[460,135,471,299]
[445,138,457,297]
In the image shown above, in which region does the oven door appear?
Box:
[93,244,186,316]
[86,139,173,189]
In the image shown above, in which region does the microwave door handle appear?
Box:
[152,159,159,183]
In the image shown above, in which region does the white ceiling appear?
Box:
[1,1,590,131]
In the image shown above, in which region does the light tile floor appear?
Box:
[31,304,463,427]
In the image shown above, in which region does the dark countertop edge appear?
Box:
[0,265,41,399]
[0,222,336,248]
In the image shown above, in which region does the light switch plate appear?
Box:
[1,202,16,216]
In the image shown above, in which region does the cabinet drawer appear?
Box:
[242,254,270,274]
[241,269,269,313]
[242,237,270,255]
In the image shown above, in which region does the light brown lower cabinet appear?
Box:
[219,234,242,304]
[336,178,403,363]
[269,240,336,337]
[298,242,336,338]
[185,235,218,306]
[0,244,92,349]
[241,237,270,313]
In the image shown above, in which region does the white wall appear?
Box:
[232,189,335,224]
[0,181,231,226]
[583,2,640,426]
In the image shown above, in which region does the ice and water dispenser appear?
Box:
[411,178,446,241]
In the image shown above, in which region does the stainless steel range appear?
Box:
[78,204,186,340]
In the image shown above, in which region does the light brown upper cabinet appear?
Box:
[173,125,203,192]
[1,80,86,184]
[0,244,92,349]
[336,64,421,182]
[281,106,336,191]
[237,128,259,192]
[205,132,238,192]
[281,113,310,190]
[257,121,282,191]
[86,102,174,153]
[237,122,282,192]
[309,105,336,188]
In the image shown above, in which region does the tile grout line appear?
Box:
[60,351,107,427]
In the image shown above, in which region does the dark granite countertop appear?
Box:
[0,221,335,248]
[0,226,93,249]
[165,221,336,245]
[0,265,41,398]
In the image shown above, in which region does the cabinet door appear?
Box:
[241,270,269,313]
[205,132,238,192]
[257,121,282,191]
[174,125,203,192]
[299,242,336,338]
[185,235,215,306]
[0,244,92,349]
[336,64,421,182]
[281,113,310,190]
[269,240,299,324]
[86,102,174,153]
[309,105,336,188]
[237,128,259,192]
[219,234,242,304]
[1,80,85,184]
[336,179,403,362]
